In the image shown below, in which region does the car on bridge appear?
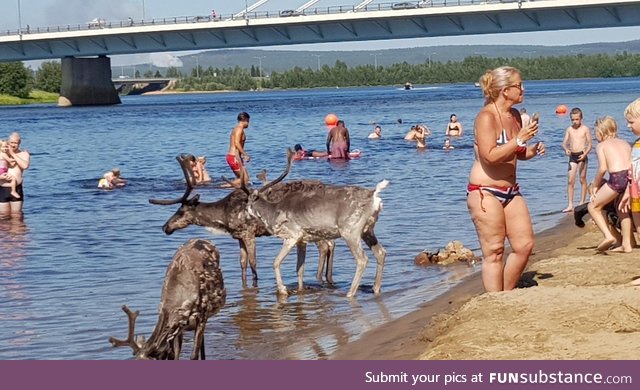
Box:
[279,10,303,17]
[87,18,107,29]
[391,2,417,10]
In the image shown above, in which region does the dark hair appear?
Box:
[570,107,582,117]
[237,112,250,122]
[337,120,345,126]
[450,114,456,119]
[294,144,303,151]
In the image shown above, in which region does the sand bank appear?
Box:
[330,219,640,360]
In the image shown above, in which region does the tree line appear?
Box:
[2,52,640,97]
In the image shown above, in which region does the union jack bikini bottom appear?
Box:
[467,183,521,212]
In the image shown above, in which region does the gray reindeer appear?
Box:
[149,154,335,288]
[109,239,226,359]
[240,149,388,298]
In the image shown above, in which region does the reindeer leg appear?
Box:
[296,242,307,291]
[173,333,183,360]
[325,240,335,285]
[273,239,297,296]
[238,240,249,288]
[245,237,258,284]
[344,235,369,298]
[315,241,326,283]
[191,321,206,360]
[363,230,386,295]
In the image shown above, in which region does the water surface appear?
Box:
[1,78,639,359]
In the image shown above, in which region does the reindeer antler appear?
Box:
[108,305,142,355]
[258,149,294,194]
[149,154,197,205]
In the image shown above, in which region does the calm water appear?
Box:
[1,78,639,360]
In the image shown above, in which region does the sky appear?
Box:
[2,0,640,66]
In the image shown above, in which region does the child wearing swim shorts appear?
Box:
[587,116,633,252]
[0,139,21,199]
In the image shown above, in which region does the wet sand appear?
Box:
[330,218,640,360]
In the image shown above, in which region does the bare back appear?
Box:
[597,138,632,173]
[227,125,246,156]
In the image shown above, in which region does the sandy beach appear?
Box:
[330,218,640,360]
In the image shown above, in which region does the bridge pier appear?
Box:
[58,56,121,107]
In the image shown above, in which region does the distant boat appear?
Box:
[474,82,481,88]
[404,82,413,90]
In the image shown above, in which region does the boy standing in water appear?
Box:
[562,107,592,212]
[226,112,251,187]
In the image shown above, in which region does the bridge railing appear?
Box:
[1,1,526,37]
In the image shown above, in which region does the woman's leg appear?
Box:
[468,190,507,292]
[504,196,534,290]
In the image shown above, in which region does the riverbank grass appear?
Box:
[0,90,59,105]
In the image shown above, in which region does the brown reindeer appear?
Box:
[149,154,335,288]
[109,239,226,359]
[240,150,388,298]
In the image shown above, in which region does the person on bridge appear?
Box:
[210,9,217,20]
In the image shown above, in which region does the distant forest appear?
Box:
[2,52,640,98]
[175,52,640,91]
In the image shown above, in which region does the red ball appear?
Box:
[324,113,338,126]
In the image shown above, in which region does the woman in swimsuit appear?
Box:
[445,114,463,138]
[467,66,544,292]
[587,116,633,252]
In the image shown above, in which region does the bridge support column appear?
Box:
[58,56,121,107]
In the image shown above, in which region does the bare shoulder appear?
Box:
[579,125,590,134]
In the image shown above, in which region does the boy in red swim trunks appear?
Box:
[226,112,251,187]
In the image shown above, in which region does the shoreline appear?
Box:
[329,215,590,360]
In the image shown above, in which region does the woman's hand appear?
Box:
[516,121,539,144]
[535,142,545,156]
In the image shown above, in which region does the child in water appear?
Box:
[194,156,212,184]
[98,168,126,190]
[0,139,20,199]
[587,116,632,252]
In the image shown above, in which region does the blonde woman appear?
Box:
[467,66,544,292]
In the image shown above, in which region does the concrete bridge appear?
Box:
[1,0,639,105]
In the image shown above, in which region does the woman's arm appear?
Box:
[475,111,535,164]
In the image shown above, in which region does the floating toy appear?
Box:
[324,113,338,127]
[555,105,568,115]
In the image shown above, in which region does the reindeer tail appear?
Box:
[374,179,389,197]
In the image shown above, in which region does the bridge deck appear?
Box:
[1,0,639,62]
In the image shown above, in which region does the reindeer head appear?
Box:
[150,154,200,235]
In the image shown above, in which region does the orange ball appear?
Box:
[324,113,338,126]
[555,105,568,115]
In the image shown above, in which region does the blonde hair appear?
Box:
[111,167,121,176]
[197,156,206,164]
[479,66,521,104]
[0,139,7,152]
[624,98,640,119]
[594,116,618,140]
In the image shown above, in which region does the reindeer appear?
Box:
[240,149,388,298]
[109,239,226,360]
[149,154,335,288]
